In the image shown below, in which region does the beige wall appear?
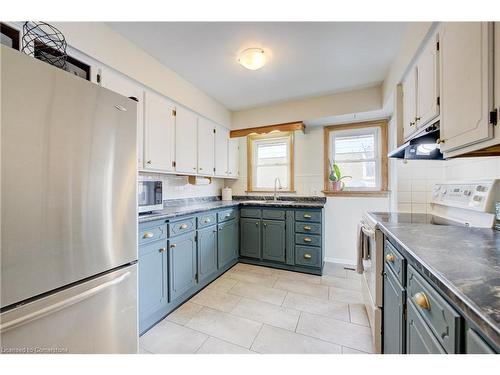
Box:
[53,22,231,128]
[231,85,382,129]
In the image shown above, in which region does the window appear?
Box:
[324,120,388,195]
[247,132,294,192]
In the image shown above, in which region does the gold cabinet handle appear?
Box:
[204,218,211,223]
[146,160,152,164]
[413,292,430,310]
[255,222,259,227]
[303,237,312,243]
[170,244,176,248]
[303,214,312,219]
[199,167,203,171]
[303,226,311,231]
[142,232,154,239]
[385,254,395,263]
[303,253,312,259]
[158,248,165,253]
[415,116,421,121]
[437,138,445,144]
[263,223,267,228]
[225,213,231,217]
[180,223,188,229]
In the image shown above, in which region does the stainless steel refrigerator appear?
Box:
[0,47,138,354]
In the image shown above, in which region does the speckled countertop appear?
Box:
[367,212,500,348]
[139,197,326,224]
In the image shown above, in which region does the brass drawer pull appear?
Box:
[204,218,211,223]
[303,226,312,231]
[303,214,312,219]
[413,292,430,310]
[180,223,188,229]
[303,237,312,243]
[225,213,231,217]
[170,244,176,248]
[142,232,154,239]
[303,253,312,259]
[385,254,395,262]
[158,248,165,253]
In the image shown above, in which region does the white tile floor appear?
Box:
[139,262,373,354]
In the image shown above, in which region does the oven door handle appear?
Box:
[361,225,375,238]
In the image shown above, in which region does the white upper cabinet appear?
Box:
[402,68,417,140]
[100,67,144,169]
[144,90,176,172]
[175,107,198,174]
[197,117,215,176]
[227,138,239,178]
[214,125,229,177]
[416,34,440,128]
[440,22,494,154]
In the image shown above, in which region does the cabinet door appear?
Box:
[416,34,440,128]
[175,107,198,174]
[197,226,217,283]
[139,240,168,320]
[197,117,215,176]
[403,68,418,140]
[169,232,196,301]
[227,138,239,178]
[407,301,446,354]
[383,268,405,354]
[240,218,261,259]
[440,22,494,153]
[217,220,236,269]
[214,125,229,177]
[231,219,239,260]
[262,220,285,262]
[144,90,175,172]
[101,68,144,169]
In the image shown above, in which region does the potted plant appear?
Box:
[328,160,351,191]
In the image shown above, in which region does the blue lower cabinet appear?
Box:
[138,237,169,334]
[262,220,285,262]
[169,231,197,301]
[218,219,238,269]
[383,267,406,354]
[240,217,261,259]
[407,301,446,354]
[197,225,218,283]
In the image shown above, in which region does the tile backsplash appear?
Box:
[393,156,500,213]
[139,172,226,200]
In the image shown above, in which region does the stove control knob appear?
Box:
[476,185,487,192]
[473,195,483,202]
[463,190,472,197]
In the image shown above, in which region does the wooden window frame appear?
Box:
[247,131,295,193]
[323,120,388,197]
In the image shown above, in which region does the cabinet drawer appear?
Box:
[295,246,321,268]
[294,222,321,235]
[169,217,196,237]
[218,208,237,223]
[384,240,405,286]
[139,223,167,245]
[407,266,461,353]
[197,212,217,228]
[240,208,261,218]
[295,210,321,223]
[262,209,285,220]
[295,233,321,247]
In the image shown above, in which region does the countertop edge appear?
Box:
[376,220,500,349]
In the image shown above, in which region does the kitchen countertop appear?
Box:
[367,212,500,348]
[139,198,326,223]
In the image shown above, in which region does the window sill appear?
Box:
[322,190,389,197]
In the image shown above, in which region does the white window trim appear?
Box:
[247,132,295,192]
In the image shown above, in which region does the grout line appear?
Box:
[248,323,265,352]
[294,311,301,333]
[193,335,210,354]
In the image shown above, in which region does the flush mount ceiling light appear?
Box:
[237,48,266,70]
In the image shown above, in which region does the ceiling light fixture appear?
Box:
[237,48,266,70]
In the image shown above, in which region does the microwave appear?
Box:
[138,180,163,213]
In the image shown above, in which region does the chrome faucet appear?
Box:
[274,177,282,201]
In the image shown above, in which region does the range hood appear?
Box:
[388,124,443,160]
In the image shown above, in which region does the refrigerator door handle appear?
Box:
[0,271,131,333]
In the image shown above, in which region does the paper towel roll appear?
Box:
[222,187,232,201]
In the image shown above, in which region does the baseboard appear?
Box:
[324,257,356,267]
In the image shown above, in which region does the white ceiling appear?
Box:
[107,22,408,111]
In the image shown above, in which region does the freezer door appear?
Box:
[0,264,138,354]
[1,47,137,308]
